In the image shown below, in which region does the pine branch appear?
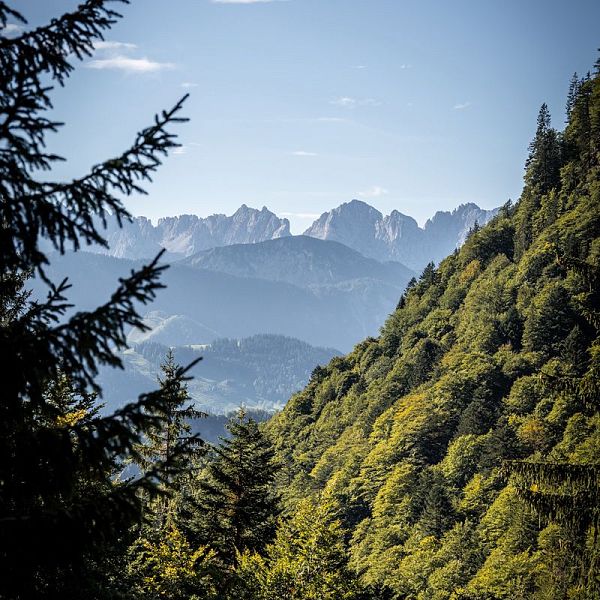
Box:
[1,95,189,278]
[47,252,169,389]
[0,3,26,30]
[0,0,126,85]
[504,460,600,532]
[0,2,127,176]
[3,252,171,412]
[505,460,600,490]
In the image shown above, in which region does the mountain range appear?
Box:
[85,200,497,272]
[304,199,498,270]
[89,204,290,260]
[34,199,497,413]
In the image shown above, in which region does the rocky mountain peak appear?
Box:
[304,200,498,270]
[90,205,291,259]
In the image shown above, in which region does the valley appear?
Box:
[34,200,493,414]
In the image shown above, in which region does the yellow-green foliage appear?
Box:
[266,64,600,599]
[127,524,219,600]
[235,497,362,600]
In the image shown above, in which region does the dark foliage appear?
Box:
[0,2,193,598]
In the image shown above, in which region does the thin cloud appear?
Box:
[330,96,381,108]
[94,40,137,51]
[331,97,357,108]
[353,65,367,70]
[87,40,174,74]
[280,212,321,219]
[212,0,284,3]
[172,145,188,155]
[1,23,23,36]
[292,150,318,157]
[86,56,176,73]
[359,185,389,198]
[181,82,199,88]
[316,117,348,123]
[453,101,471,110]
[399,64,412,69]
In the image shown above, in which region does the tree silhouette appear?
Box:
[0,2,198,597]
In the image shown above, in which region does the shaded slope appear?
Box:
[32,250,407,351]
[181,235,414,288]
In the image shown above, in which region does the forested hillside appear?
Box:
[265,63,600,598]
[3,1,598,598]
[98,334,340,413]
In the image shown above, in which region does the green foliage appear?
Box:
[126,523,219,600]
[266,57,600,600]
[522,282,577,356]
[0,1,192,597]
[192,410,280,570]
[234,497,365,600]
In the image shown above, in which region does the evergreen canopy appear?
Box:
[0,1,197,597]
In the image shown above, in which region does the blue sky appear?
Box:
[11,0,600,232]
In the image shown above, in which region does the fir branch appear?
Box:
[0,2,26,30]
[1,96,189,278]
[0,0,126,85]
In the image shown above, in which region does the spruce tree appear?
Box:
[235,497,363,600]
[515,103,564,258]
[524,103,562,193]
[566,72,581,121]
[134,350,206,526]
[0,2,193,597]
[193,409,280,569]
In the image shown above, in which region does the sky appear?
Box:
[9,0,600,233]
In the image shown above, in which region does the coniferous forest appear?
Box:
[0,1,599,599]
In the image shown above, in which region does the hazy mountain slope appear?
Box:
[190,409,272,445]
[126,311,220,346]
[81,201,494,273]
[32,250,410,351]
[181,235,414,287]
[98,335,340,414]
[304,199,498,270]
[85,205,291,259]
[266,72,600,598]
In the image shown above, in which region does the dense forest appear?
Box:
[0,1,598,599]
[98,335,340,414]
[265,61,600,598]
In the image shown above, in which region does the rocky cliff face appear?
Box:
[85,200,495,271]
[91,205,291,259]
[304,199,498,271]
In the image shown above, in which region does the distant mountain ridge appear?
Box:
[91,204,291,259]
[83,201,497,271]
[304,199,498,270]
[181,235,414,288]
